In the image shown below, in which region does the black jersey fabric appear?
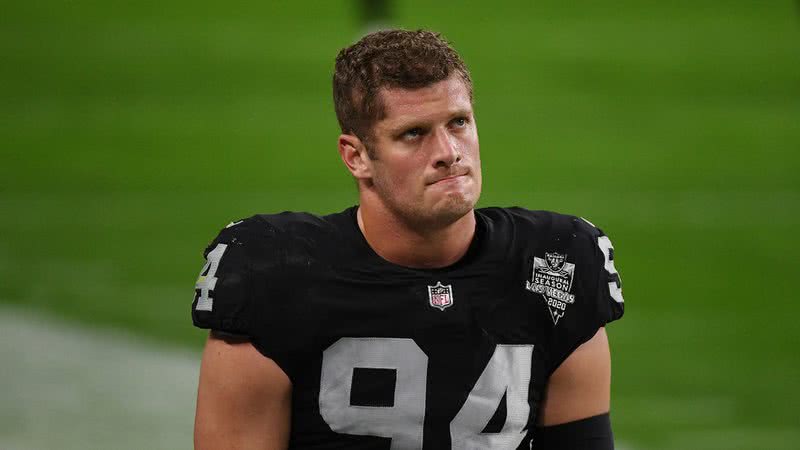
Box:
[192,206,624,450]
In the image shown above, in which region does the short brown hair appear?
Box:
[333,29,472,144]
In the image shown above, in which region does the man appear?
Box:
[192,29,624,449]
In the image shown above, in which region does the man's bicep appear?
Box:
[195,331,292,450]
[538,327,611,426]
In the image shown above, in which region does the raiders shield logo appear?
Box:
[428,282,454,311]
[545,252,566,272]
[525,252,576,325]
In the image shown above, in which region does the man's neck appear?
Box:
[356,202,476,269]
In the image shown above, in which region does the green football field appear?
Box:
[1,1,799,448]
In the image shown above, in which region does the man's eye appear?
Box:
[404,128,422,139]
[452,117,467,127]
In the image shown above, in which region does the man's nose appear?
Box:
[431,129,461,168]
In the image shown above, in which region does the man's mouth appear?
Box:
[428,172,468,185]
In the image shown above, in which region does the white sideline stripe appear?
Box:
[0,307,200,450]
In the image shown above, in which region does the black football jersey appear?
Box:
[192,206,624,449]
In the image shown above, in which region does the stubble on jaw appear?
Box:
[383,183,479,231]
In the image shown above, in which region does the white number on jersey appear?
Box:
[194,243,227,311]
[320,338,428,449]
[319,337,534,449]
[450,345,533,449]
[596,236,624,304]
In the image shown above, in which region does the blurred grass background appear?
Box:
[1,0,799,448]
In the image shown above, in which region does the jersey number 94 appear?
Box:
[320,337,533,449]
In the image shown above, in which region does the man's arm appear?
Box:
[194,331,292,450]
[534,327,614,449]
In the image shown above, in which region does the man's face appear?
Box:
[364,75,482,228]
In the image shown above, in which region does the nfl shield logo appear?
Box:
[428,281,454,311]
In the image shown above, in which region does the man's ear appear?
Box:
[338,133,372,180]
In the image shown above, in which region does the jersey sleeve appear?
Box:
[545,216,625,374]
[191,215,312,379]
[191,217,275,338]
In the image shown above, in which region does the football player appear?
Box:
[193,29,624,450]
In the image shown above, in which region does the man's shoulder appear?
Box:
[206,208,355,266]
[477,206,603,240]
[254,209,352,236]
[192,208,357,337]
[214,209,352,243]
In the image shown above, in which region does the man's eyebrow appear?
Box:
[379,116,428,136]
[389,120,427,133]
[448,108,472,117]
[386,109,472,132]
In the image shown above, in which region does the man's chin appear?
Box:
[426,192,478,225]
